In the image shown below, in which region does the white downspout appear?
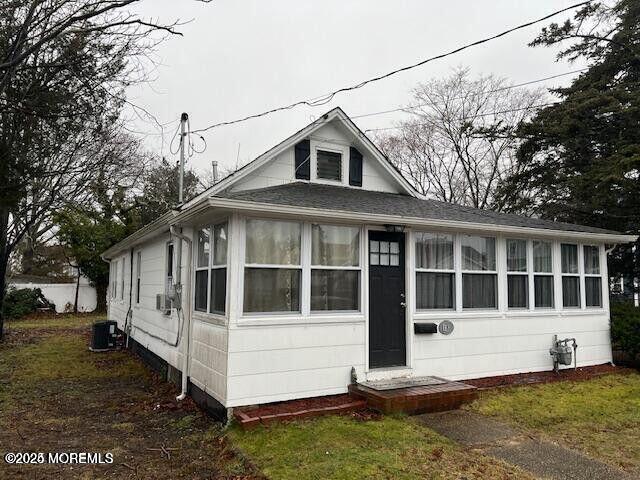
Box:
[170,225,193,401]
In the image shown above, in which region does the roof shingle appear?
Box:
[218,182,622,235]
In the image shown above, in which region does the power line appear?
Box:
[191,1,591,134]
[363,101,561,133]
[351,69,588,120]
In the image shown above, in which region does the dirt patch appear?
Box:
[0,320,262,479]
[466,364,632,390]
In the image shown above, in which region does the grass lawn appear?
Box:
[0,315,259,479]
[230,415,531,480]
[468,372,640,475]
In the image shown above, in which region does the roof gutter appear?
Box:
[206,197,638,244]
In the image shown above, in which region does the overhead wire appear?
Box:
[191,1,592,134]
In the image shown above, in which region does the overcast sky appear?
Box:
[127,0,587,179]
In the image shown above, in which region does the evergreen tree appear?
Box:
[498,0,640,282]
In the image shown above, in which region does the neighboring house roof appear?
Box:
[217,182,626,237]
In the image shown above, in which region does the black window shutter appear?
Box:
[349,147,363,186]
[294,140,310,180]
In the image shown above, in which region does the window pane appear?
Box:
[197,228,210,267]
[584,246,600,274]
[534,276,554,308]
[461,236,496,271]
[311,270,359,311]
[561,244,578,273]
[316,150,342,180]
[562,276,580,307]
[370,241,379,253]
[508,275,528,308]
[416,272,454,309]
[390,253,399,266]
[210,268,227,314]
[506,239,527,272]
[195,270,208,312]
[380,253,389,265]
[585,277,602,307]
[243,268,301,312]
[246,219,301,265]
[415,233,453,270]
[213,223,228,265]
[462,274,497,308]
[380,242,389,253]
[312,224,359,266]
[533,241,552,273]
[370,253,379,265]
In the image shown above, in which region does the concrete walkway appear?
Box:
[416,410,632,480]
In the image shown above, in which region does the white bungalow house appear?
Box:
[103,107,636,417]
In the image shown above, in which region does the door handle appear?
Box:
[400,301,406,308]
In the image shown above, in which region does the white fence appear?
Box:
[10,280,97,313]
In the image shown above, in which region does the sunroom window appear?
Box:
[310,224,360,311]
[194,222,228,314]
[244,219,301,313]
[506,239,528,309]
[584,245,602,307]
[415,233,454,309]
[533,240,554,308]
[316,149,342,181]
[461,235,497,309]
[561,243,580,308]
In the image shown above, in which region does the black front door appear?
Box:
[368,231,406,368]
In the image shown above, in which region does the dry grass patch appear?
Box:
[0,316,260,479]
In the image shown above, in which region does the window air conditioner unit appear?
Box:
[156,294,172,314]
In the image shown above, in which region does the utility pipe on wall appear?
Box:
[170,225,193,401]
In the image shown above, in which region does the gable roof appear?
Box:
[181,107,419,209]
[216,182,632,238]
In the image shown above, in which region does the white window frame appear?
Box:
[110,261,118,299]
[242,218,304,315]
[414,232,455,311]
[561,243,581,309]
[119,257,125,300]
[310,139,349,187]
[461,235,498,310]
[239,217,364,320]
[532,240,554,310]
[135,251,142,305]
[583,244,603,308]
[194,221,229,318]
[165,241,174,295]
[506,238,529,310]
[310,223,362,313]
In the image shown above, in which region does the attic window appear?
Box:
[316,150,342,181]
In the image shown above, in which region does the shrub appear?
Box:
[2,287,55,320]
[610,301,640,359]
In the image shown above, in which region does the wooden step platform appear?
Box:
[349,377,477,415]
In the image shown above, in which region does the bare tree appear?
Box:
[0,1,196,339]
[377,68,546,210]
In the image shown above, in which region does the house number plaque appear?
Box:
[438,320,454,335]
